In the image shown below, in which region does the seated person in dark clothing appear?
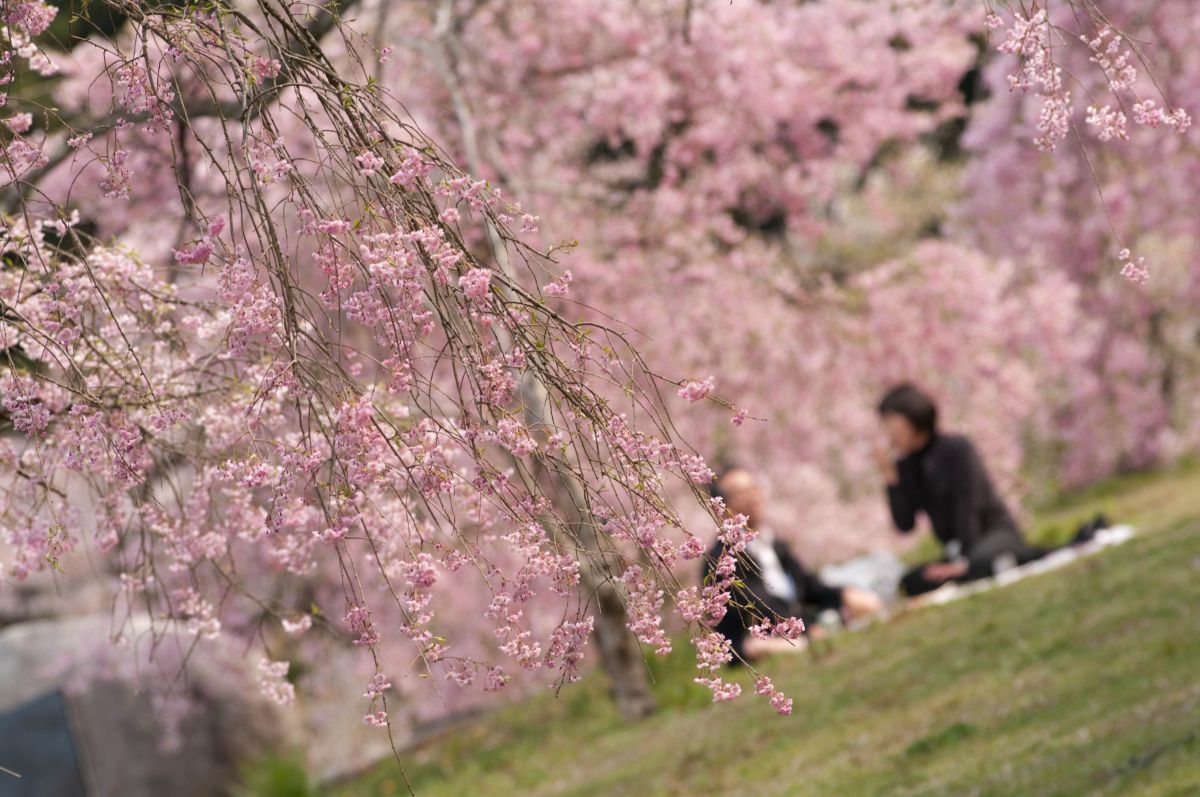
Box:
[702,466,882,661]
[874,383,1106,596]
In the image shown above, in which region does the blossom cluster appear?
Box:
[2,0,1195,746]
[0,0,776,737]
[991,9,1189,152]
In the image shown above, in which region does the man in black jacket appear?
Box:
[702,467,882,661]
[875,384,1104,595]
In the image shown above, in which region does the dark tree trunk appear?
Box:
[519,374,656,721]
[588,575,656,720]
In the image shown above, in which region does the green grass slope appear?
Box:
[321,466,1200,797]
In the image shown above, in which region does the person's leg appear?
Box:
[900,561,945,596]
[963,528,1048,580]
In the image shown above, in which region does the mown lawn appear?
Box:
[287,465,1200,797]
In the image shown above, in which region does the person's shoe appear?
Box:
[1071,518,1098,545]
[1071,513,1111,545]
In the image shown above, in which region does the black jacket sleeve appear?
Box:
[714,600,749,661]
[776,542,843,611]
[886,461,918,533]
[702,542,755,662]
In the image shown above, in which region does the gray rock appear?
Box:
[0,615,291,797]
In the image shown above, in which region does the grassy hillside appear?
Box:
[269,465,1200,797]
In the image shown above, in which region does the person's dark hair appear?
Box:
[878,383,938,434]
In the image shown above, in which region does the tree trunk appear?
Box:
[434,22,656,720]
[589,576,657,720]
[519,373,656,721]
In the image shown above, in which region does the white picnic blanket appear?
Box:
[817,525,1138,623]
[819,550,908,603]
[916,524,1136,606]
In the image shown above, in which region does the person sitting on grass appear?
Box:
[702,466,883,662]
[873,383,1108,597]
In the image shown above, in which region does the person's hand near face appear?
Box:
[873,443,899,486]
